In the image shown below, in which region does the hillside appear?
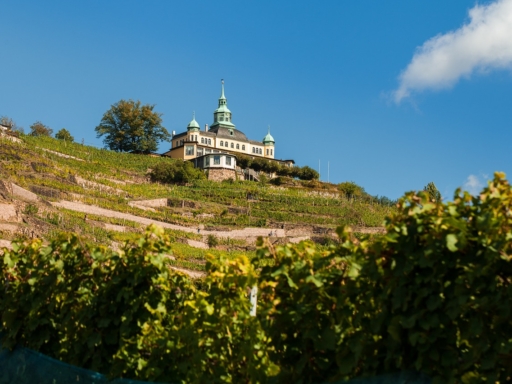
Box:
[0,133,393,272]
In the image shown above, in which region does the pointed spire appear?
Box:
[220,79,226,100]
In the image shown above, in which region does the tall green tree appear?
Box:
[55,128,74,142]
[95,99,170,154]
[423,181,441,202]
[29,121,53,137]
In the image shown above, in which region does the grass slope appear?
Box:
[0,135,394,270]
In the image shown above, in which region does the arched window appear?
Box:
[225,141,229,147]
[259,148,262,155]
[271,149,273,156]
[220,140,224,146]
[208,139,212,145]
[242,145,245,150]
[252,147,254,153]
[231,143,234,148]
[266,149,269,155]
[236,144,239,149]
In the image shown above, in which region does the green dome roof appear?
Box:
[187,112,200,130]
[215,104,231,114]
[263,127,275,145]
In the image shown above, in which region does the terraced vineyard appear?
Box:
[0,134,394,272]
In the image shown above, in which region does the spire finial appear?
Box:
[268,125,270,134]
[220,79,226,99]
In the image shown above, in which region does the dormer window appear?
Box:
[229,130,234,136]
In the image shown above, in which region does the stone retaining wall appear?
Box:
[208,168,236,182]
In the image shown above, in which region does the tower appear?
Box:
[210,80,235,130]
[262,126,275,159]
[187,112,200,132]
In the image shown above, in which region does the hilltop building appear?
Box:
[162,81,293,181]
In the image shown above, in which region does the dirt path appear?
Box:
[52,200,287,239]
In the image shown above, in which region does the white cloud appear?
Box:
[393,0,512,103]
[463,174,484,195]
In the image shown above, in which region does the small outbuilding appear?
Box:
[189,153,237,182]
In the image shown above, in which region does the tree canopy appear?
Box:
[29,121,53,137]
[55,128,74,142]
[95,99,170,154]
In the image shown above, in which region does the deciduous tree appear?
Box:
[29,121,53,137]
[95,99,170,154]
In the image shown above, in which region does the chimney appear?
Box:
[204,124,209,132]
[172,130,176,137]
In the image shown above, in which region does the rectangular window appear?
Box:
[205,148,212,154]
[226,156,232,166]
[206,156,210,166]
[197,148,203,156]
[214,155,221,165]
[185,145,194,156]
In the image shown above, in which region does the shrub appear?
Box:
[338,181,365,199]
[207,234,219,248]
[149,160,205,184]
[298,165,319,180]
[23,204,38,215]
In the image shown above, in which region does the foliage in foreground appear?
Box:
[2,173,512,383]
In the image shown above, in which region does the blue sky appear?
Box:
[2,0,512,200]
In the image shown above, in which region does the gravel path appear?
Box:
[52,200,286,239]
